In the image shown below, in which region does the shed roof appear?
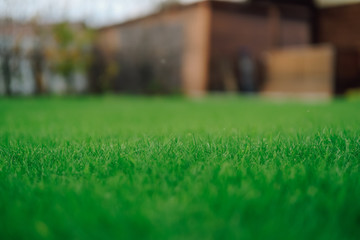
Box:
[98,0,360,30]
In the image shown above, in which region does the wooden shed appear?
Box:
[94,0,314,95]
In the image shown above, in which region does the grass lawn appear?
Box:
[0,96,360,240]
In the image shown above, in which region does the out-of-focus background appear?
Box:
[0,0,359,98]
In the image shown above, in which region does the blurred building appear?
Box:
[94,0,360,97]
[95,0,314,95]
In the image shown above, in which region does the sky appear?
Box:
[0,0,199,27]
[0,0,359,27]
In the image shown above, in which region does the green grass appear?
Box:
[0,96,360,240]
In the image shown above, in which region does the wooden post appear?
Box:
[182,1,212,96]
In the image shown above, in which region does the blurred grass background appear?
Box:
[0,96,360,239]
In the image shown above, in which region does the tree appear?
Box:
[0,18,21,96]
[1,50,12,95]
[46,22,95,93]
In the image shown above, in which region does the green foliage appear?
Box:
[0,97,359,239]
[53,23,74,48]
[48,22,95,82]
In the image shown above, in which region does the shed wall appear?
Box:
[98,10,186,93]
[95,3,211,95]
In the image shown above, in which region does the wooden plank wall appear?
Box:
[262,45,335,98]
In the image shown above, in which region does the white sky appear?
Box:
[0,0,200,27]
[0,0,359,27]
